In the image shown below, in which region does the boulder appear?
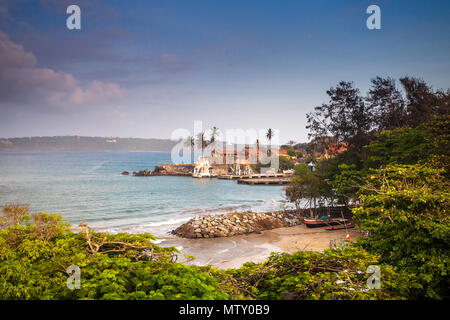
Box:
[171,210,303,239]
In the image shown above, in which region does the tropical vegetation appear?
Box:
[1,76,448,300]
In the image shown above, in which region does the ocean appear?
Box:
[0,151,291,238]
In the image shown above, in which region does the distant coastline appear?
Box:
[0,136,179,152]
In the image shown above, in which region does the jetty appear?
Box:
[218,173,286,180]
[237,177,290,185]
[130,165,293,185]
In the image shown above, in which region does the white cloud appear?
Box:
[0,30,127,109]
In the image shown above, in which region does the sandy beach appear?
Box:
[161,224,362,269]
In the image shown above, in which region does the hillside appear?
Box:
[0,136,178,152]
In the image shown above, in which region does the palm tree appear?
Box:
[197,132,209,158]
[256,138,260,164]
[184,136,195,163]
[210,126,219,143]
[209,127,219,161]
[288,140,296,147]
[266,128,274,156]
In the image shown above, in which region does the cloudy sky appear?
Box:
[0,0,449,143]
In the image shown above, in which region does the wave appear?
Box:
[100,216,192,235]
[95,200,296,237]
[84,160,109,174]
[178,200,293,216]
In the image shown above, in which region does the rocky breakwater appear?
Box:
[171,211,302,239]
[132,163,230,177]
[133,164,195,176]
[153,164,195,176]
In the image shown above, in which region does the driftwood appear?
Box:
[78,223,168,261]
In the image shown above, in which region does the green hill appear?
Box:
[0,136,178,152]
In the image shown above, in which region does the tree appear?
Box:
[332,163,364,205]
[210,126,219,143]
[367,76,406,131]
[285,163,323,216]
[400,76,450,127]
[256,138,260,164]
[278,155,295,171]
[196,132,209,158]
[287,146,296,158]
[184,136,195,163]
[0,206,412,300]
[0,206,229,300]
[365,116,450,173]
[266,128,274,156]
[222,247,411,300]
[208,127,220,161]
[306,81,374,156]
[353,164,450,299]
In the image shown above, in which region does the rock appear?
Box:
[133,169,153,176]
[121,171,129,175]
[171,209,304,239]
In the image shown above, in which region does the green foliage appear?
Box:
[332,163,364,204]
[220,248,411,300]
[287,147,295,157]
[286,146,302,158]
[294,116,450,205]
[292,112,450,300]
[285,163,323,211]
[353,164,450,299]
[0,206,228,300]
[278,155,295,171]
[0,206,418,300]
[306,81,373,153]
[365,116,450,172]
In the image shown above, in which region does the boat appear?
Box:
[302,217,349,228]
[325,223,355,231]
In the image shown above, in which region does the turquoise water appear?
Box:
[0,151,290,237]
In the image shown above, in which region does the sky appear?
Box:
[0,0,449,144]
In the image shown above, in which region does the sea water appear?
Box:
[0,151,291,238]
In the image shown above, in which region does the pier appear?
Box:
[129,163,294,186]
[218,173,287,180]
[237,177,290,185]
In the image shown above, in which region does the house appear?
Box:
[321,142,348,159]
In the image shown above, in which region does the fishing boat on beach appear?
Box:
[302,217,349,228]
[325,223,355,231]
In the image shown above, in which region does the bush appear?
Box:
[0,206,228,300]
[219,248,412,300]
[0,205,432,300]
[353,164,450,299]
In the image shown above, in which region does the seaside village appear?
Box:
[121,139,354,241]
[123,139,347,186]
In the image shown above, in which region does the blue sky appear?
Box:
[0,0,449,143]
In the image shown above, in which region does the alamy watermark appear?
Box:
[66,5,81,30]
[366,265,381,289]
[66,265,81,290]
[366,5,381,30]
[65,5,380,31]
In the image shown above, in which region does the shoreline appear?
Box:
[159,223,361,269]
